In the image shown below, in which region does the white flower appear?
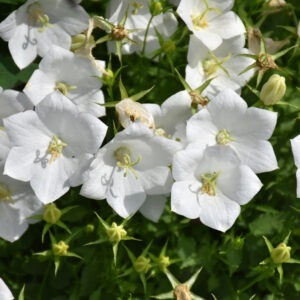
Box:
[24,46,105,117]
[171,145,262,232]
[0,0,89,69]
[0,88,32,125]
[3,92,107,204]
[107,0,178,55]
[177,0,245,51]
[291,135,300,198]
[80,122,180,218]
[0,278,14,300]
[298,21,300,38]
[143,90,194,144]
[186,89,278,174]
[185,34,255,98]
[139,195,168,222]
[0,172,43,242]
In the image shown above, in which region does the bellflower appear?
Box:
[185,34,255,98]
[80,122,180,218]
[24,46,106,117]
[0,0,89,69]
[186,88,278,174]
[177,0,245,51]
[171,145,262,232]
[291,135,300,197]
[0,172,43,242]
[107,0,178,55]
[3,92,107,204]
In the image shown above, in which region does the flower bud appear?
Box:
[43,203,62,224]
[268,0,286,7]
[271,242,291,264]
[150,0,163,16]
[52,241,69,256]
[260,74,286,105]
[102,68,114,86]
[116,98,155,129]
[162,39,176,54]
[85,224,95,233]
[134,255,152,273]
[106,222,127,243]
[157,255,171,269]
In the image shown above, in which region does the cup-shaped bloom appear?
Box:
[291,135,300,197]
[0,278,13,300]
[260,74,286,106]
[177,0,245,51]
[3,92,107,204]
[23,46,106,117]
[0,0,89,69]
[171,145,262,232]
[80,122,180,218]
[0,172,43,242]
[186,88,278,174]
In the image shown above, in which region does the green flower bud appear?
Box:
[102,69,114,86]
[85,224,95,233]
[157,255,171,269]
[43,203,62,224]
[134,255,152,274]
[271,242,291,264]
[150,0,163,16]
[52,241,69,256]
[106,222,127,243]
[260,74,286,105]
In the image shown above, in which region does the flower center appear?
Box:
[200,171,221,196]
[191,0,221,30]
[0,182,13,203]
[27,2,52,32]
[47,136,67,164]
[114,146,141,179]
[203,52,231,78]
[55,82,77,96]
[216,129,234,145]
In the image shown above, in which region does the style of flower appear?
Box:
[186,88,278,174]
[3,92,107,204]
[291,135,300,197]
[171,145,262,232]
[24,46,106,117]
[185,34,255,98]
[0,172,43,242]
[177,0,245,51]
[0,0,89,69]
[80,122,180,218]
[0,278,14,300]
[107,0,178,55]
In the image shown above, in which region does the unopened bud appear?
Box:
[162,39,176,53]
[150,1,163,16]
[106,222,127,243]
[134,255,152,273]
[271,242,291,264]
[268,0,286,7]
[116,98,155,129]
[43,203,62,224]
[102,69,114,86]
[85,224,95,233]
[260,74,286,105]
[157,255,171,269]
[52,241,69,256]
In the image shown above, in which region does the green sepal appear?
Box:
[119,77,128,99]
[130,86,154,102]
[18,285,25,300]
[174,68,192,92]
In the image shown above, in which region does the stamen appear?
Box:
[200,171,221,196]
[27,2,52,32]
[216,129,234,145]
[0,183,13,203]
[114,146,141,179]
[203,53,231,78]
[47,136,67,164]
[55,82,77,96]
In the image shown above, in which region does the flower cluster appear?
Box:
[0,0,297,246]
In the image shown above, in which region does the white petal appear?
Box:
[106,169,146,218]
[9,24,38,69]
[139,195,167,222]
[171,180,201,219]
[199,193,241,232]
[0,278,14,300]
[231,139,278,173]
[218,165,262,205]
[296,169,300,198]
[0,10,17,41]
[291,135,300,168]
